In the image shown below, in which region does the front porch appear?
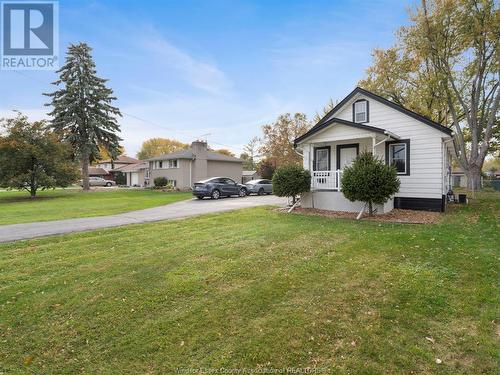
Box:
[296,120,401,214]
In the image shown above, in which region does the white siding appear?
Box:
[324,94,449,199]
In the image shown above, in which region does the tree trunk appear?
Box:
[368,201,373,216]
[466,166,482,192]
[30,187,37,199]
[81,153,90,191]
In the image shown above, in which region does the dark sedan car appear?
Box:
[245,179,273,195]
[193,177,247,199]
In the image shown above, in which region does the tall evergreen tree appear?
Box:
[45,43,122,190]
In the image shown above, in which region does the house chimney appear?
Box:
[191,140,208,159]
[191,140,208,182]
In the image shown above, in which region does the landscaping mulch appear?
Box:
[292,207,443,224]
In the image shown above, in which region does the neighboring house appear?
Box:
[94,155,140,181]
[148,141,243,189]
[451,168,467,188]
[118,162,150,187]
[294,87,454,213]
[242,170,261,184]
[95,155,140,170]
[451,167,486,189]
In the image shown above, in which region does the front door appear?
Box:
[337,144,359,170]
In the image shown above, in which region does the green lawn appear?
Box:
[0,189,192,224]
[0,193,498,374]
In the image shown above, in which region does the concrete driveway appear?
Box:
[0,195,287,243]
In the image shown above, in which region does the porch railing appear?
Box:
[311,170,342,191]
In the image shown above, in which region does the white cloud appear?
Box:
[140,30,233,96]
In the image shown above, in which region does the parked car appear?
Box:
[80,177,116,187]
[245,179,273,195]
[193,177,247,199]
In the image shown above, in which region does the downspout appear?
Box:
[189,158,194,189]
[443,138,454,195]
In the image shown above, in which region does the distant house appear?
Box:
[294,87,454,213]
[118,162,149,187]
[451,167,486,189]
[148,141,243,189]
[95,155,139,171]
[94,155,140,181]
[242,170,261,184]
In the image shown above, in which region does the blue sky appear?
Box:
[0,0,413,156]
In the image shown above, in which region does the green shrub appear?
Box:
[154,177,168,188]
[114,171,126,185]
[272,165,311,204]
[341,152,400,215]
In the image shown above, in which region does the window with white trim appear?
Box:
[389,143,407,174]
[314,148,330,171]
[353,100,368,123]
[168,159,178,168]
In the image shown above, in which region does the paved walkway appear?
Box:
[0,195,287,243]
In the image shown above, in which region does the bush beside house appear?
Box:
[341,152,400,216]
[272,165,311,204]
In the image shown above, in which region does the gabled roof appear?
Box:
[114,162,149,172]
[88,167,109,176]
[148,149,194,161]
[295,87,452,145]
[99,155,139,164]
[294,117,400,146]
[148,150,243,163]
[206,151,242,163]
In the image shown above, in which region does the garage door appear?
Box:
[131,172,139,186]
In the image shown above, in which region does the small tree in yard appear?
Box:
[0,114,79,198]
[341,152,400,216]
[272,165,311,205]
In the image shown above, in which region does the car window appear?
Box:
[224,178,236,184]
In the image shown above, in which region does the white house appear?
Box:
[294,87,455,213]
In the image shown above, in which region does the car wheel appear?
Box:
[211,189,220,200]
[258,188,264,196]
[106,182,112,187]
[239,188,247,197]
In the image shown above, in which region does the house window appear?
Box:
[168,159,178,168]
[386,140,410,175]
[353,100,369,123]
[158,161,163,169]
[167,179,177,187]
[314,147,330,171]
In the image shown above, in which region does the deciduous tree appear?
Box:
[242,136,260,169]
[360,0,499,191]
[45,43,122,191]
[0,114,79,198]
[137,138,188,159]
[260,113,311,168]
[213,148,235,157]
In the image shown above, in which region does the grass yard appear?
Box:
[0,189,192,225]
[0,193,498,374]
